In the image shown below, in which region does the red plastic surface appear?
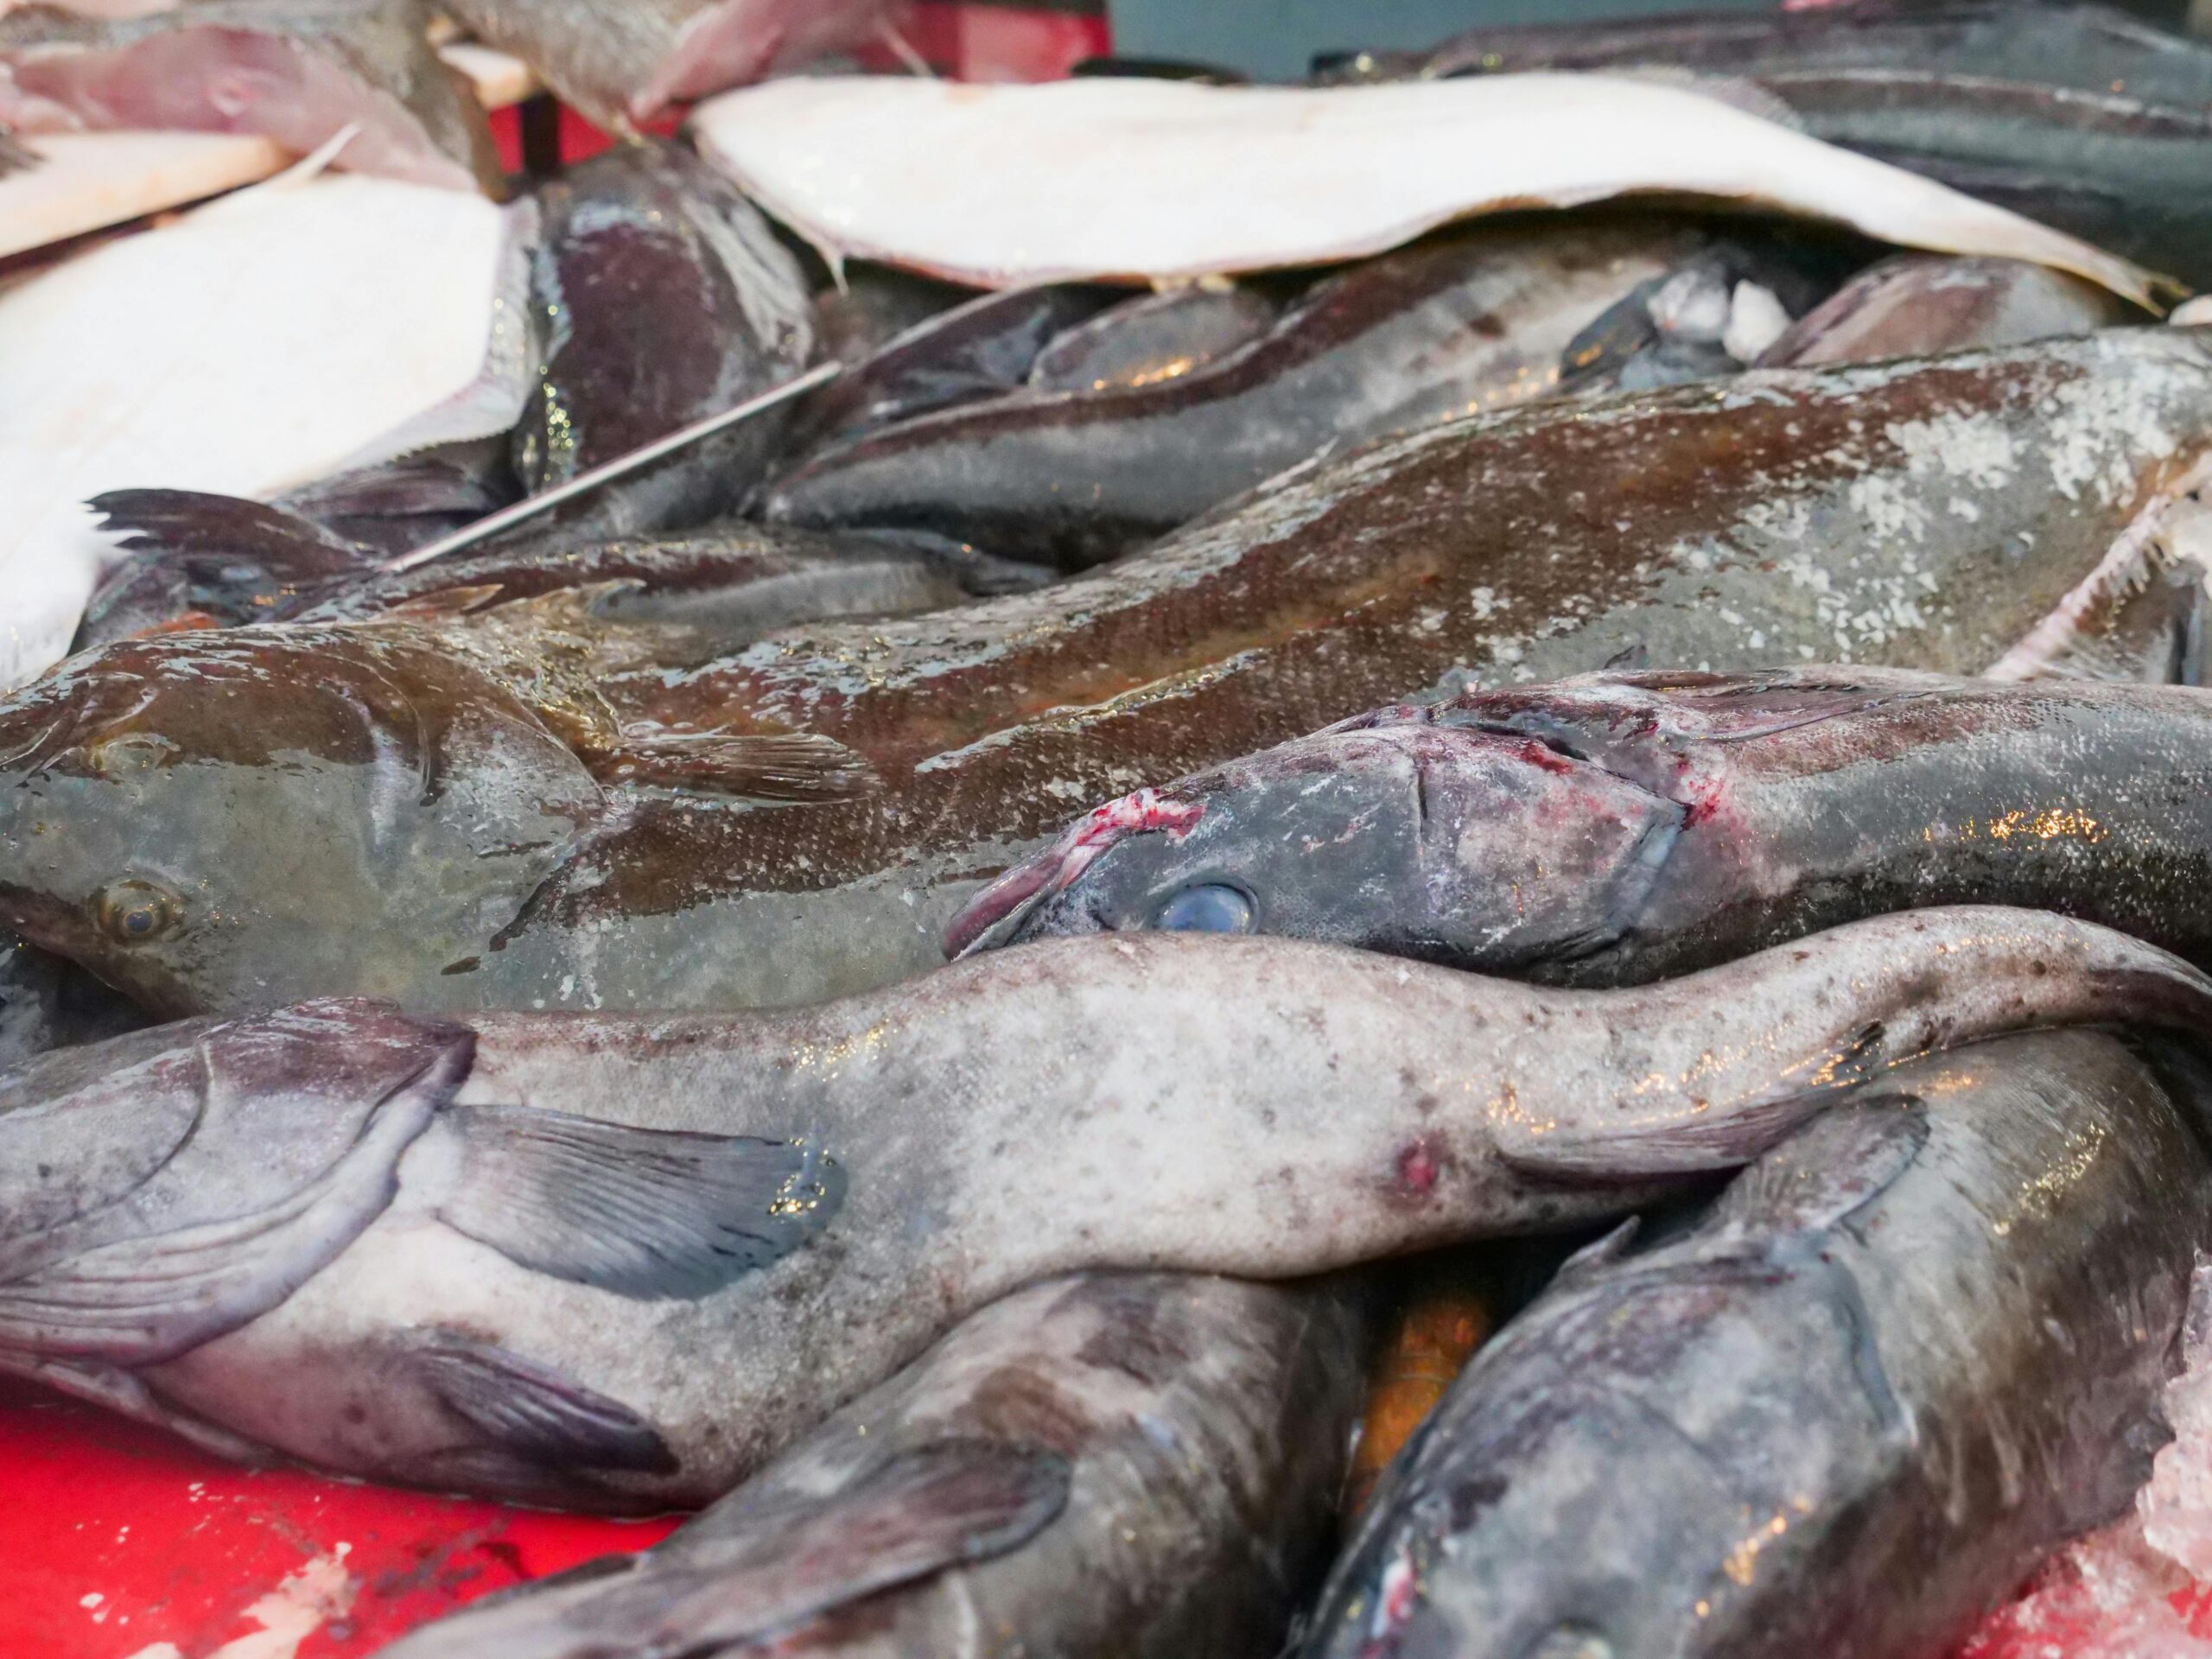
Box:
[0,1382,679,1658]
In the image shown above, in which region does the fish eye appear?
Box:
[1153,882,1255,934]
[89,731,177,779]
[93,879,183,945]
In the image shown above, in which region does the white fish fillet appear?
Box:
[692,73,2164,304]
[0,161,530,687]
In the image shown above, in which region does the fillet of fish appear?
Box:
[0,155,529,688]
[692,73,2165,303]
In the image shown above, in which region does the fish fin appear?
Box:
[276,442,517,524]
[1545,1217,1643,1296]
[0,130,40,177]
[596,729,881,803]
[375,584,510,620]
[412,1332,677,1474]
[1712,1097,1929,1236]
[89,490,367,576]
[433,1102,844,1300]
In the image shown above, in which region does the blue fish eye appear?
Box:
[1154,883,1255,934]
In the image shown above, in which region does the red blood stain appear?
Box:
[1395,1141,1441,1198]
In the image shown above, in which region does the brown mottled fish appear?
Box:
[1762,251,2139,366]
[3,330,2210,1014]
[0,908,2204,1505]
[378,1273,1367,1659]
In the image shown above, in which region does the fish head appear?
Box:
[944,708,1683,969]
[0,626,604,1015]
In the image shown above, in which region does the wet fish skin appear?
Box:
[1027,281,1281,394]
[766,215,1724,567]
[1303,1027,2212,1659]
[378,1273,1367,1659]
[7,908,2209,1503]
[514,139,815,542]
[1763,251,2139,366]
[1351,2,2212,286]
[445,0,904,132]
[0,931,145,1070]
[958,672,2212,983]
[6,329,2212,1016]
[0,0,501,193]
[810,262,976,369]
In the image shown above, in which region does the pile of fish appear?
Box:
[13,4,2212,1656]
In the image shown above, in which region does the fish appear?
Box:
[1026,281,1281,394]
[69,489,1053,646]
[948,671,2212,979]
[0,907,2203,1505]
[5,330,2211,1014]
[0,931,143,1069]
[810,262,976,369]
[0,0,501,192]
[510,139,815,542]
[1344,1,2212,289]
[766,217,1760,567]
[1301,1027,2212,1659]
[1761,251,2141,366]
[442,0,906,134]
[689,73,2163,302]
[788,280,1116,453]
[0,159,532,691]
[376,1272,1367,1658]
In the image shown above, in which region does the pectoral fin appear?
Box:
[414,1333,677,1475]
[434,1103,843,1300]
[594,729,880,803]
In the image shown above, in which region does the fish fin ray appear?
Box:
[596,729,880,803]
[412,1332,677,1474]
[1713,1096,1929,1236]
[434,1103,844,1300]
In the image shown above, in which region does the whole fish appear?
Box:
[0,0,500,192]
[1303,1027,2212,1659]
[378,1273,1367,1659]
[1761,251,2139,366]
[512,140,815,541]
[1,909,2203,1506]
[1349,1,2212,286]
[949,672,2212,980]
[788,280,1116,453]
[0,931,143,1069]
[1026,281,1281,394]
[765,217,1780,566]
[4,331,2211,1015]
[71,488,1050,645]
[444,0,905,134]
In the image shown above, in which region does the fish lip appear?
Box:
[943,788,1205,959]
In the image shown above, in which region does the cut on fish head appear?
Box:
[947,710,1683,969]
[0,626,601,1018]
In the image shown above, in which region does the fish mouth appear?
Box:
[943,787,1205,959]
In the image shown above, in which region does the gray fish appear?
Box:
[442,0,900,134]
[1341,2,2212,287]
[1302,1027,2212,1659]
[765,216,1736,567]
[0,0,500,193]
[1763,251,2140,367]
[512,140,815,542]
[378,1273,1367,1659]
[0,931,145,1071]
[949,672,2212,982]
[4,330,2209,1017]
[1,908,2204,1506]
[1027,282,1281,394]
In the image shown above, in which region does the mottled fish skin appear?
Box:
[15,908,2212,1503]
[513,140,815,541]
[960,672,2212,986]
[1303,1027,2212,1659]
[766,216,1724,567]
[4,331,2212,1015]
[378,1274,1368,1658]
[1761,252,2140,367]
[0,0,500,193]
[1344,2,2212,286]
[0,931,145,1071]
[443,0,903,132]
[1027,281,1282,395]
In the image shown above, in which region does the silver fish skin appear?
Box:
[378,1273,1367,1659]
[951,671,2212,982]
[4,908,2209,1508]
[1027,282,1281,395]
[1302,1027,2212,1659]
[0,0,500,193]
[1761,252,2140,367]
[513,139,816,542]
[443,0,903,132]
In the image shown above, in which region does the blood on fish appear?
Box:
[1395,1141,1441,1198]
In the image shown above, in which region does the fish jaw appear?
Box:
[951,717,1685,970]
